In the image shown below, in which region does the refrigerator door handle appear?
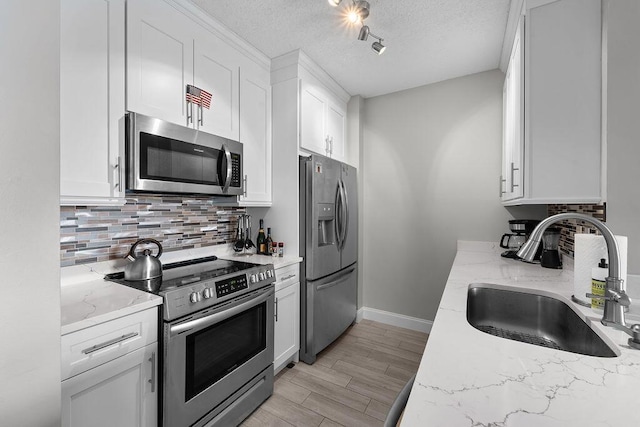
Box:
[340,179,349,250]
[315,265,357,291]
[335,181,343,248]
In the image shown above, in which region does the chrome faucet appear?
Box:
[517,213,640,350]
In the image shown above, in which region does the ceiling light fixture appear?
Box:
[331,1,386,55]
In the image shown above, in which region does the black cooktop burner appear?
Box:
[105,256,260,294]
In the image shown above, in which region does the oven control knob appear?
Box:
[250,274,257,284]
[189,292,200,303]
[266,270,273,278]
[203,288,212,299]
[259,272,266,281]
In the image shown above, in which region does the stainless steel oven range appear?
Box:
[106,256,275,427]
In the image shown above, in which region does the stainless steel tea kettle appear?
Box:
[124,238,163,281]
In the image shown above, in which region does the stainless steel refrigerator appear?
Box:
[299,154,358,364]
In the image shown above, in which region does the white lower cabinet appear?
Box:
[273,263,300,373]
[61,307,158,427]
[61,343,158,427]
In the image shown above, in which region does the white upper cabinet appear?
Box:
[193,25,240,140]
[502,0,603,205]
[239,60,272,206]
[300,78,347,162]
[126,0,193,127]
[60,0,126,205]
[272,50,351,165]
[501,16,524,202]
[127,0,240,140]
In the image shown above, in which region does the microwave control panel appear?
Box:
[230,153,241,188]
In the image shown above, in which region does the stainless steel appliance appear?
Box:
[106,256,275,427]
[126,112,243,196]
[299,154,358,364]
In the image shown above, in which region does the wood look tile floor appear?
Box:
[241,320,429,427]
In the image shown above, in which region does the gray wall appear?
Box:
[361,70,511,320]
[604,0,640,274]
[0,0,61,425]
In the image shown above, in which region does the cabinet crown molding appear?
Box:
[168,0,271,71]
[271,49,351,103]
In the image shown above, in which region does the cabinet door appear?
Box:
[274,282,300,372]
[193,28,240,140]
[326,101,346,161]
[501,15,524,202]
[300,81,328,156]
[239,62,272,205]
[127,0,194,127]
[60,0,125,205]
[61,343,158,427]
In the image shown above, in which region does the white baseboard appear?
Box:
[356,307,433,334]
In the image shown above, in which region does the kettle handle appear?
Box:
[126,238,163,261]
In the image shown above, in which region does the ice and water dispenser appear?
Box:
[317,203,335,247]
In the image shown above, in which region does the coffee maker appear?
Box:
[500,219,541,259]
[540,227,562,268]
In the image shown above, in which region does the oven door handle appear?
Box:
[169,288,273,336]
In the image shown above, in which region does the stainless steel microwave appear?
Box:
[126,112,243,196]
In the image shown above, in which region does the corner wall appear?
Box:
[361,70,510,320]
[604,0,640,274]
[0,1,61,424]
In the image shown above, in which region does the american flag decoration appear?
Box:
[185,84,212,110]
[200,89,212,109]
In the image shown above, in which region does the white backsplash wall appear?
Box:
[60,195,245,266]
[361,69,510,322]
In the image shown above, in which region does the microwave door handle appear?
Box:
[221,144,232,193]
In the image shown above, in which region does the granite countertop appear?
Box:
[402,241,640,426]
[61,244,302,336]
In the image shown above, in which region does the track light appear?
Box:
[372,39,386,55]
[331,1,386,55]
[358,25,369,41]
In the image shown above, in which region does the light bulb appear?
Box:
[347,10,360,24]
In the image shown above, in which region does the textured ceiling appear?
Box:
[190,0,512,98]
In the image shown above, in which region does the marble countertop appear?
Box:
[61,244,302,336]
[402,241,640,426]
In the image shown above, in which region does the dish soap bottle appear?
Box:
[591,258,608,311]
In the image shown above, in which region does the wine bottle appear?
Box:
[257,219,266,255]
[266,228,273,255]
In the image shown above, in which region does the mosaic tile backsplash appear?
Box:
[60,195,245,266]
[547,203,607,258]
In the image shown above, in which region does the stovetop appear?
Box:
[105,256,276,321]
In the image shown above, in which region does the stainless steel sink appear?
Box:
[466,284,619,358]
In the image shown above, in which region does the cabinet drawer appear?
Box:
[275,263,300,292]
[61,307,158,381]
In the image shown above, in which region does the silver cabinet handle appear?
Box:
[279,274,296,281]
[274,297,279,322]
[243,175,248,197]
[499,175,506,197]
[81,332,139,355]
[187,99,193,125]
[115,156,122,191]
[148,351,156,393]
[510,162,520,192]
